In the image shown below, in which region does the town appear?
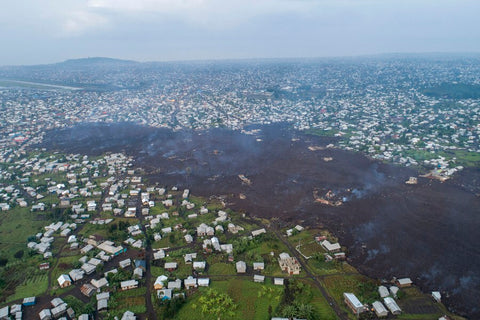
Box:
[0,148,463,319]
[1,55,480,179]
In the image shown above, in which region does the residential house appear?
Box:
[253,262,265,271]
[120,280,139,291]
[198,278,210,287]
[236,261,247,273]
[184,277,197,289]
[372,301,389,317]
[378,285,389,298]
[321,240,341,253]
[251,228,266,237]
[343,292,366,315]
[39,309,52,320]
[57,274,72,288]
[396,278,412,288]
[154,275,169,290]
[164,262,178,271]
[193,261,206,271]
[384,297,401,315]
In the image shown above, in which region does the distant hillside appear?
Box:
[58,57,139,67]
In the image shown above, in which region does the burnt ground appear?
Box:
[41,122,480,318]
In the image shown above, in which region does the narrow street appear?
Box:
[136,194,157,320]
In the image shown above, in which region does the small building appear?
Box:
[396,278,412,288]
[97,299,108,312]
[51,303,67,318]
[198,278,210,287]
[39,309,52,320]
[251,228,266,237]
[274,278,284,286]
[0,307,9,320]
[168,279,182,290]
[384,297,401,315]
[134,259,147,271]
[253,262,265,271]
[389,286,399,298]
[69,269,85,282]
[67,307,75,319]
[57,274,72,288]
[154,275,168,290]
[96,292,110,302]
[81,263,96,275]
[153,250,165,260]
[193,261,206,271]
[164,262,178,271]
[184,234,193,243]
[120,280,139,291]
[157,289,173,301]
[343,292,366,315]
[39,263,50,270]
[91,277,109,289]
[121,310,136,320]
[321,240,341,253]
[119,259,131,269]
[372,301,388,317]
[133,267,143,279]
[236,261,247,273]
[184,277,197,289]
[80,284,97,297]
[253,275,265,283]
[51,297,64,308]
[22,297,36,306]
[432,291,441,303]
[378,285,389,298]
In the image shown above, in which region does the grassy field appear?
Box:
[322,274,378,317]
[6,273,49,302]
[300,279,337,320]
[207,262,236,276]
[0,207,47,260]
[176,279,283,320]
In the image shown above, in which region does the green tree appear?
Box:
[195,289,237,319]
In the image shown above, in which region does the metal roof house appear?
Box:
[343,292,366,315]
[384,297,401,315]
[372,301,388,317]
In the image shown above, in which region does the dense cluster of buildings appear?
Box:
[1,56,479,173]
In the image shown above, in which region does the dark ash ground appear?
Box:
[42,122,480,318]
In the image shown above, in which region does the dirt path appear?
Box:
[137,195,156,320]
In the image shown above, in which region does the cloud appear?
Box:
[60,10,109,37]
[87,0,205,12]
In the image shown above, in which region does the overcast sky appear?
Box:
[1,0,479,65]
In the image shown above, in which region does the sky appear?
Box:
[1,0,480,65]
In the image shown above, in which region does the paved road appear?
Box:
[270,226,349,320]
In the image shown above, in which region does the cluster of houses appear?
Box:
[343,277,444,318]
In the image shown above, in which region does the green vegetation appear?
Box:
[6,273,48,302]
[422,83,480,99]
[195,288,237,319]
[177,280,283,320]
[63,295,96,315]
[0,207,47,260]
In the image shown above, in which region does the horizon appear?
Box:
[1,0,479,65]
[3,51,480,68]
